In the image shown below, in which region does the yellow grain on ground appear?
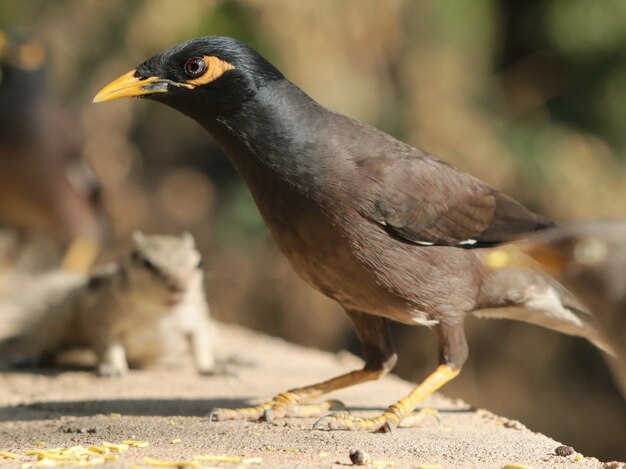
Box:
[61,445,89,455]
[30,451,69,460]
[417,465,442,469]
[123,440,150,448]
[502,465,532,469]
[16,440,148,468]
[88,446,109,454]
[101,442,129,452]
[0,451,19,459]
[170,438,181,444]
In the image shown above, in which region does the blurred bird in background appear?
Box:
[0,31,106,274]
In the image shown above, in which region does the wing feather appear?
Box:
[364,151,554,247]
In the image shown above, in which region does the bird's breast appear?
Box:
[219,128,481,323]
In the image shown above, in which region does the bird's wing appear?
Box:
[363,152,554,247]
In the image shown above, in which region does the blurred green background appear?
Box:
[1,0,625,461]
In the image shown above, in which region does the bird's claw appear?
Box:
[312,407,439,432]
[208,403,270,422]
[261,399,345,421]
[327,399,348,412]
[312,412,396,432]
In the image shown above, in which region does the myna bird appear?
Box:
[487,220,626,398]
[94,36,608,431]
[0,31,105,271]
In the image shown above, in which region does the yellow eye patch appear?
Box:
[17,41,46,70]
[185,55,235,86]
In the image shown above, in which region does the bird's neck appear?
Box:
[197,80,335,196]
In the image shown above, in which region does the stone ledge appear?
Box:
[0,324,618,468]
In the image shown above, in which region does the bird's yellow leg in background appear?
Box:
[210,366,388,421]
[313,364,459,431]
[60,236,100,274]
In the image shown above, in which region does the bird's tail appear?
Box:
[475,265,612,354]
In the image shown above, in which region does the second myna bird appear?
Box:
[0,32,104,246]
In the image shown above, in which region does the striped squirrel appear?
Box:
[0,232,216,376]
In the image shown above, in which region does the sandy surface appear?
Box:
[0,324,619,468]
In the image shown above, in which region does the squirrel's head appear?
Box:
[125,231,203,307]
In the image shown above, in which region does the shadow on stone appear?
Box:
[0,397,253,421]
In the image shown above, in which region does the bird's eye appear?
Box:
[143,258,157,272]
[184,57,207,78]
[196,258,203,270]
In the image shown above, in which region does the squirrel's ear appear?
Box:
[132,231,145,246]
[182,232,195,248]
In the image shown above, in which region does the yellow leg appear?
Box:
[210,367,386,422]
[211,311,401,425]
[313,364,459,432]
[60,236,100,274]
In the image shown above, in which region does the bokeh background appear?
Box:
[1,0,625,461]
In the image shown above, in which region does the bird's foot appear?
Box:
[313,411,398,432]
[313,407,438,432]
[209,391,345,422]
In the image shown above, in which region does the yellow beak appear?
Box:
[93,70,168,103]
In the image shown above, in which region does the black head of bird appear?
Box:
[95,36,609,431]
[94,36,283,122]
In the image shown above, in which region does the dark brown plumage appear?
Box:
[94,36,605,431]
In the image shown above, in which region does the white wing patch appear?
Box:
[410,308,439,327]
